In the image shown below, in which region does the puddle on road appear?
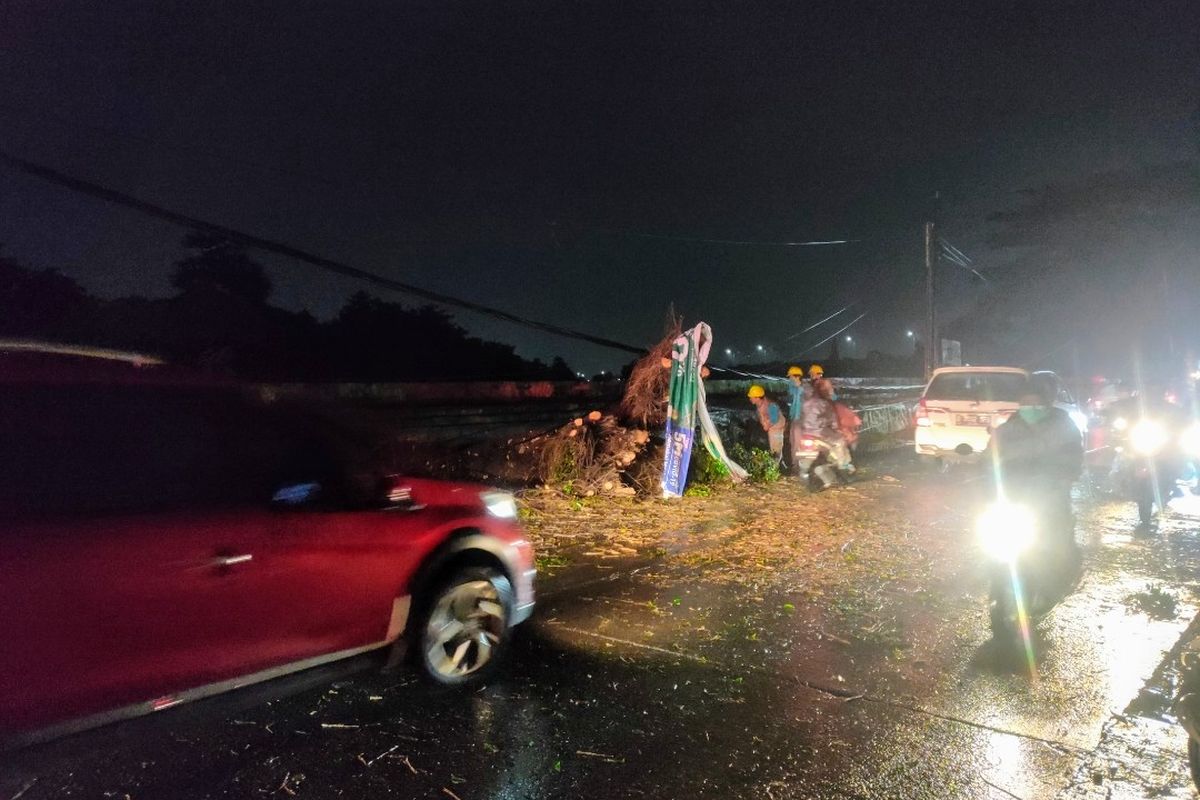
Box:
[658,516,738,554]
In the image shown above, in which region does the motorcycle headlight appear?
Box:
[481,491,519,520]
[1131,419,1168,455]
[1182,423,1200,459]
[977,502,1036,563]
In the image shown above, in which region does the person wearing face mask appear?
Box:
[989,382,1084,564]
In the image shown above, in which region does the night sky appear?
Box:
[1,1,1197,375]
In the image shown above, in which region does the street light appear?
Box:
[845,336,853,342]
[725,348,732,356]
[906,330,914,338]
[755,344,764,352]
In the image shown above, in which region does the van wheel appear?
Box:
[413,567,513,686]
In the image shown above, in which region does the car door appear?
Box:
[214,402,444,665]
[0,383,277,734]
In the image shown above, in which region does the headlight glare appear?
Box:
[977,502,1036,563]
[1131,419,1168,455]
[482,491,519,520]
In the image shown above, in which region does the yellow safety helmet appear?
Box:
[787,365,804,377]
[747,384,766,398]
[809,364,825,378]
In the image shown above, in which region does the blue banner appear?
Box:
[662,419,695,498]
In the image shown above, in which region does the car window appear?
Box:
[925,372,1028,402]
[0,385,343,519]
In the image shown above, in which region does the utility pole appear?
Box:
[924,219,936,379]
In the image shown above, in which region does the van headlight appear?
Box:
[481,491,519,519]
[977,502,1036,563]
[1131,419,1168,455]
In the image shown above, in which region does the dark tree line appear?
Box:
[0,233,576,382]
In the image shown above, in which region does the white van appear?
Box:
[914,367,1029,463]
[913,367,1087,465]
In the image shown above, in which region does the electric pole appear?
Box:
[924,219,936,379]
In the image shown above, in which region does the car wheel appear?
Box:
[415,566,513,686]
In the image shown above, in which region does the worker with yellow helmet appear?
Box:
[810,363,837,401]
[786,366,808,473]
[747,384,787,461]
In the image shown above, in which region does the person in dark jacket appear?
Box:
[989,383,1084,559]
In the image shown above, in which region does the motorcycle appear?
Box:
[1173,650,1200,791]
[793,434,848,490]
[1108,415,1198,523]
[977,493,1080,638]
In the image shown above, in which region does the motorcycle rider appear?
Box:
[801,375,851,490]
[989,382,1084,574]
[1105,385,1190,518]
[809,363,837,400]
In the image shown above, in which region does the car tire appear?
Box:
[412,566,514,687]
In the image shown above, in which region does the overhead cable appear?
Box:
[0,147,647,355]
[784,303,853,340]
[795,312,869,356]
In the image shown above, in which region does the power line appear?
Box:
[577,222,859,248]
[795,312,868,357]
[785,303,855,340]
[938,239,990,284]
[0,147,647,356]
[941,239,974,265]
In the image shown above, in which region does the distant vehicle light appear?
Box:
[1112,416,1129,432]
[1131,419,1168,456]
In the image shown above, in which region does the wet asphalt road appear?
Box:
[4,454,1200,799]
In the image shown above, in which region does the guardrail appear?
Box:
[261,379,922,444]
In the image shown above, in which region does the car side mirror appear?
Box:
[271,481,323,508]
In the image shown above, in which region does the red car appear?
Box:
[0,343,536,744]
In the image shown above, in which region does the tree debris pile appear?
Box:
[522,322,690,497]
[617,320,680,429]
[521,411,653,496]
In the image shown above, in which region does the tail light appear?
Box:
[915,398,931,427]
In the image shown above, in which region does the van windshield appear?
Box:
[925,372,1028,403]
